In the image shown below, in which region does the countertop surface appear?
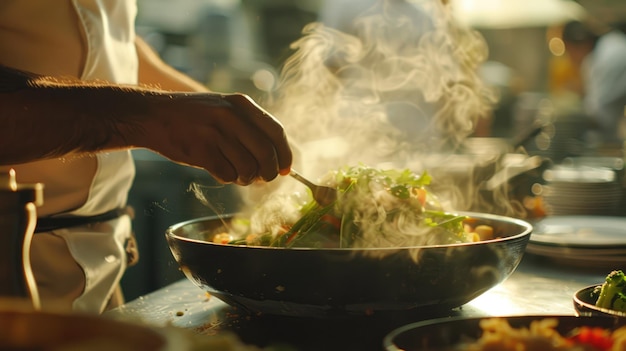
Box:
[107,253,612,351]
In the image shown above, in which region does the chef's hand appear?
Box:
[140,92,292,185]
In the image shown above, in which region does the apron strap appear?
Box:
[35,207,131,233]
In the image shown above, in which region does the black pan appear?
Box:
[166,212,532,318]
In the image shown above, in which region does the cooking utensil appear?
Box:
[509,119,547,150]
[166,212,532,318]
[0,171,202,351]
[482,155,544,191]
[289,169,337,206]
[0,169,43,309]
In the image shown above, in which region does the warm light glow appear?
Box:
[469,284,523,314]
[549,37,566,56]
[451,0,585,28]
[252,69,276,92]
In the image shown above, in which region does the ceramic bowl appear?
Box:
[573,285,626,319]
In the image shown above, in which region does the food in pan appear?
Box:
[462,317,626,351]
[215,165,495,248]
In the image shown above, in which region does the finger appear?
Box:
[202,148,239,184]
[217,137,260,185]
[218,119,282,182]
[224,94,293,174]
[190,130,239,184]
[167,123,239,184]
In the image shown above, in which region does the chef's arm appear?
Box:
[0,64,176,164]
[135,36,209,93]
[0,64,292,183]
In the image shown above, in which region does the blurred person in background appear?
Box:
[562,19,626,149]
[0,0,292,313]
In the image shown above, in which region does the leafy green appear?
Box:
[596,270,626,311]
[278,165,467,248]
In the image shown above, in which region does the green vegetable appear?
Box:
[595,270,626,311]
[281,165,467,248]
[612,292,626,312]
[225,165,471,248]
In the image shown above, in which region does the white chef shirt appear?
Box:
[0,0,138,313]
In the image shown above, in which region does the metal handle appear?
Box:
[289,169,316,189]
[0,169,43,310]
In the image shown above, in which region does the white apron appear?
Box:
[5,0,138,314]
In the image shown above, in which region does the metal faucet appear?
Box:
[0,169,43,309]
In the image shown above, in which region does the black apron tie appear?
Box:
[35,207,129,233]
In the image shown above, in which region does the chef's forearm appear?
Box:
[0,64,167,164]
[0,64,292,182]
[0,84,150,164]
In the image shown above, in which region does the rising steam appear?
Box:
[194,0,529,228]
[262,0,496,175]
[233,0,511,217]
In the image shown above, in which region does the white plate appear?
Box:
[525,242,626,257]
[543,166,616,183]
[530,216,626,248]
[525,243,626,268]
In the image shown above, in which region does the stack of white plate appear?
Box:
[527,215,626,268]
[542,166,623,216]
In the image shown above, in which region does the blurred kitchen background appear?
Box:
[122,0,626,300]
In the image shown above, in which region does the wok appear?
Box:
[166,212,532,318]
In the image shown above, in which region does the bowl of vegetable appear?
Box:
[574,270,626,319]
[166,166,533,317]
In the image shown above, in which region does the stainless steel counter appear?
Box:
[107,253,610,350]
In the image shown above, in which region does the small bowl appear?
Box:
[573,285,626,319]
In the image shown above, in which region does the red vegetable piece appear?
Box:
[569,326,613,350]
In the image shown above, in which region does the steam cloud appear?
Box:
[194,0,530,224]
[231,0,524,217]
[263,0,495,176]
